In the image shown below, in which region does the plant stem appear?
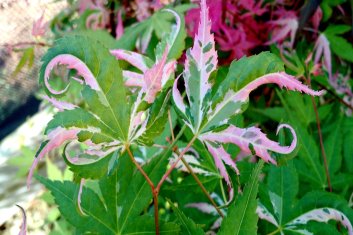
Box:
[179,155,224,218]
[125,145,160,234]
[126,145,155,190]
[156,134,198,193]
[306,74,332,192]
[310,95,332,191]
[153,192,160,235]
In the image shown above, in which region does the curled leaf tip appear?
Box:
[44,54,99,95]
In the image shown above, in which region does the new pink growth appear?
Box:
[201,124,297,164]
[27,127,79,188]
[32,12,47,37]
[314,34,332,80]
[233,72,324,102]
[143,48,169,103]
[44,54,100,95]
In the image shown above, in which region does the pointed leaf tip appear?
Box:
[233,72,324,102]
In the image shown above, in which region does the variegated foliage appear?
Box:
[258,203,353,235]
[27,9,184,187]
[172,0,323,192]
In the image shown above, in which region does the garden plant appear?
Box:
[8,0,353,234]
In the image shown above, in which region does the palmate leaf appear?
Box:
[37,150,179,234]
[171,0,322,196]
[218,160,264,235]
[28,35,132,186]
[40,35,129,140]
[258,161,353,235]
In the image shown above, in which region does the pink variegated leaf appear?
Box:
[42,95,77,111]
[44,54,100,95]
[314,34,332,79]
[27,127,79,188]
[185,202,218,215]
[286,208,353,235]
[233,72,324,102]
[16,205,27,235]
[201,124,297,164]
[204,72,323,132]
[257,203,280,227]
[205,143,235,204]
[143,48,169,103]
[123,71,144,87]
[206,143,231,186]
[179,0,217,132]
[110,49,151,72]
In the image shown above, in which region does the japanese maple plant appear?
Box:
[25,0,353,234]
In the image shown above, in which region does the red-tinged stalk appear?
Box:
[307,80,331,191]
[180,156,224,218]
[305,73,332,192]
[125,125,187,235]
[156,134,198,194]
[166,110,224,217]
[125,145,159,234]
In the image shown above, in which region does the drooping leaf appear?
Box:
[202,52,322,132]
[201,124,297,165]
[219,160,264,235]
